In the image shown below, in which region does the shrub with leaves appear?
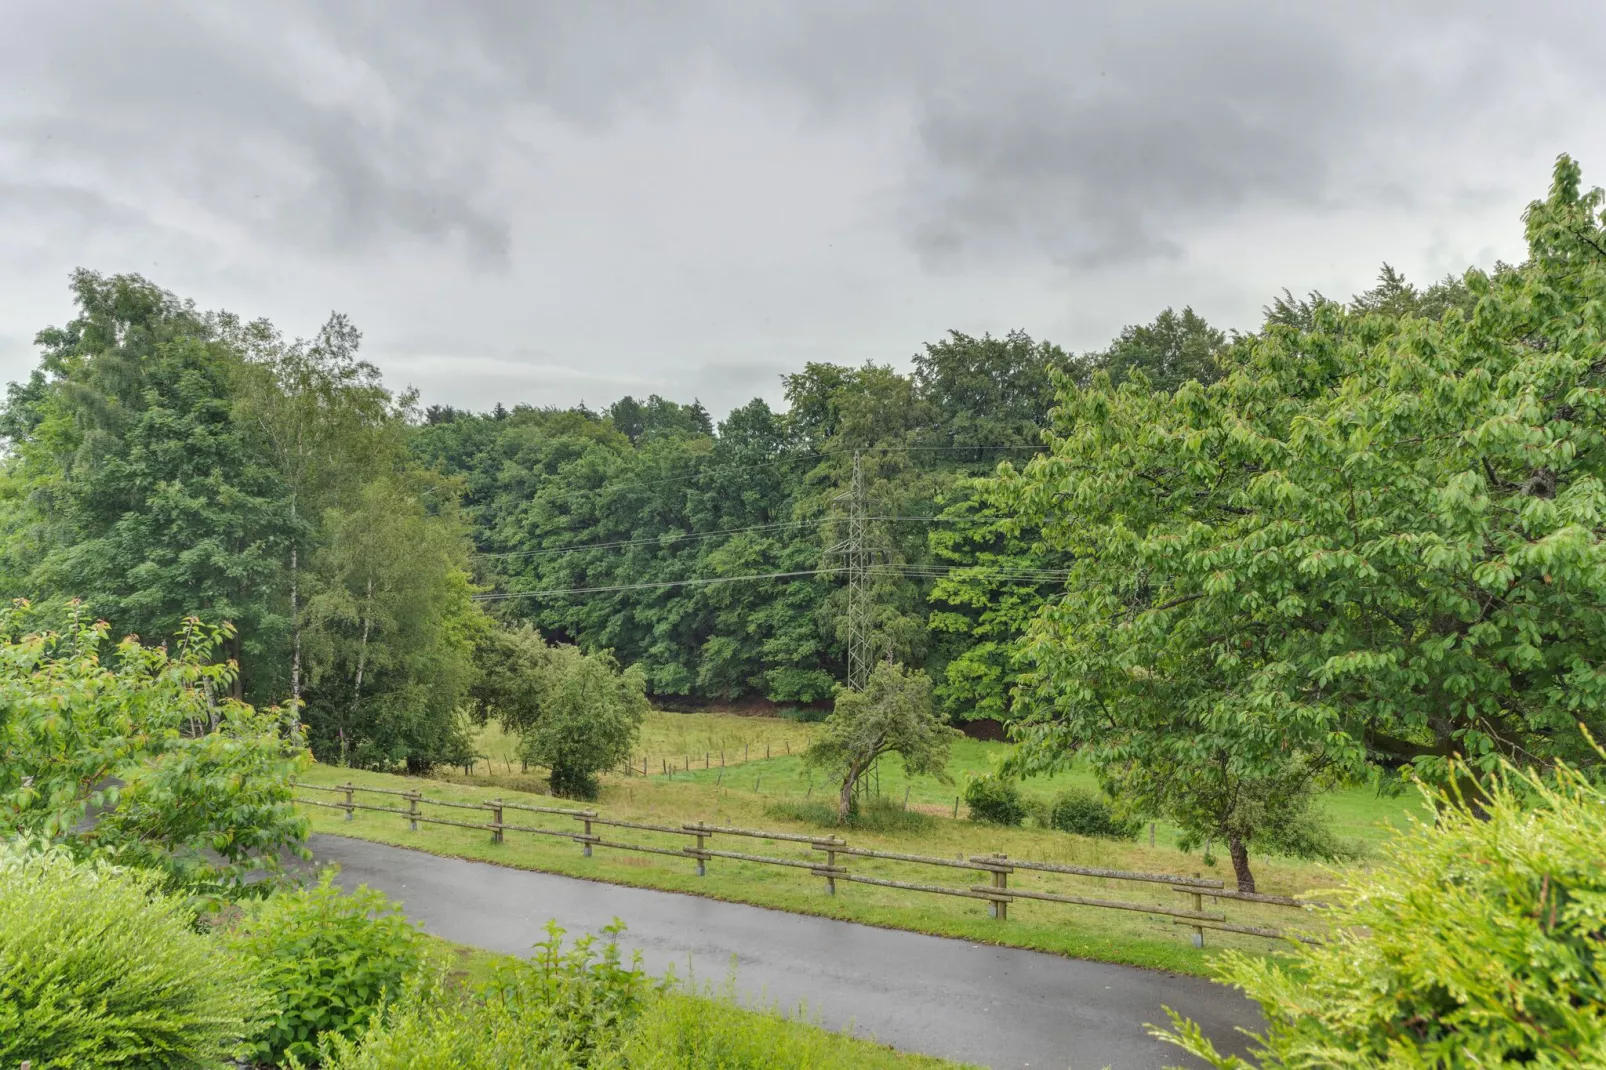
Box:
[1157,758,1606,1067]
[0,843,267,1069]
[0,600,309,905]
[223,873,428,1066]
[316,921,659,1070]
[1049,788,1140,840]
[964,776,1026,826]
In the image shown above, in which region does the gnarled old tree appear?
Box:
[1000,155,1606,891]
[805,660,956,822]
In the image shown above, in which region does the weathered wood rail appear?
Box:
[294,780,1321,947]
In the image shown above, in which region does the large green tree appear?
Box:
[1001,155,1606,889]
[0,272,292,696]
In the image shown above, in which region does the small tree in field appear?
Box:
[519,646,648,799]
[471,626,648,800]
[806,661,955,822]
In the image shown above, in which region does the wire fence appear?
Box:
[294,780,1324,948]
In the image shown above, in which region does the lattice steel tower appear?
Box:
[833,451,874,690]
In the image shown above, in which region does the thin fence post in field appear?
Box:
[406,790,420,832]
[582,815,594,857]
[662,758,667,776]
[1191,872,1205,948]
[705,752,710,769]
[766,742,770,759]
[902,786,911,810]
[721,749,725,766]
[342,782,355,822]
[991,854,1010,921]
[745,743,749,761]
[824,841,838,895]
[491,799,504,845]
[643,756,648,777]
[694,827,707,877]
[786,740,790,754]
[953,796,960,819]
[1150,822,1156,847]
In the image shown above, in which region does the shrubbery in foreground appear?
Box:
[223,873,429,1066]
[1158,759,1606,1067]
[0,844,266,1069]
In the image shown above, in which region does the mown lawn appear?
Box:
[298,712,1418,978]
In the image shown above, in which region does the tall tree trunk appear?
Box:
[289,494,301,706]
[1228,833,1256,893]
[353,576,372,705]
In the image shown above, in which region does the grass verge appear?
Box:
[298,761,1357,977]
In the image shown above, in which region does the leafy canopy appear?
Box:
[1000,154,1606,886]
[0,599,308,903]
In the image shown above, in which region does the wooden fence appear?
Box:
[293,781,1321,947]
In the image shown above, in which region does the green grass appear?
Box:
[424,936,968,1067]
[306,711,1422,979]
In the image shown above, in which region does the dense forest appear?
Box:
[0,262,1480,771]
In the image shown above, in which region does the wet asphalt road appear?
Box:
[312,833,1257,1069]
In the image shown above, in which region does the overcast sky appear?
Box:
[2,1,1602,418]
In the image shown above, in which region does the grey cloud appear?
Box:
[8,2,1602,271]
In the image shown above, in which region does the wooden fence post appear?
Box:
[1191,872,1205,947]
[991,854,1009,920]
[406,790,420,832]
[824,840,839,895]
[342,782,355,821]
[694,826,707,876]
[490,799,504,845]
[582,814,594,857]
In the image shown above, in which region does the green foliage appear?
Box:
[0,844,268,1070]
[962,776,1026,826]
[0,600,308,903]
[1158,759,1606,1067]
[303,472,482,773]
[1048,789,1140,840]
[315,921,659,1070]
[998,156,1606,889]
[0,271,293,692]
[497,643,649,800]
[1076,305,1226,393]
[805,661,955,820]
[223,873,428,1066]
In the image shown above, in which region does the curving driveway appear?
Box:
[312,833,1258,1069]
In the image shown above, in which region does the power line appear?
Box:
[472,513,1005,561]
[471,568,844,602]
[474,519,824,559]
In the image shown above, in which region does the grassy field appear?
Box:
[298,711,1420,977]
[436,938,970,1068]
[464,711,815,780]
[458,715,1425,851]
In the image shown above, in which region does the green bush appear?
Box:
[223,872,428,1066]
[317,921,658,1069]
[0,844,267,1069]
[1049,789,1140,840]
[778,705,830,723]
[1158,760,1606,1066]
[964,777,1026,826]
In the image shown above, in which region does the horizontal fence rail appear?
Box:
[293,780,1322,947]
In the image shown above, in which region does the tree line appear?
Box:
[5,157,1605,886]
